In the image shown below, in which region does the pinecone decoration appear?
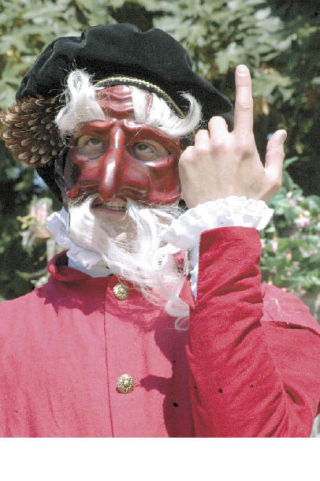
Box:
[1,96,65,168]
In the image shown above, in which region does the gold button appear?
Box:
[117,374,135,394]
[113,282,129,300]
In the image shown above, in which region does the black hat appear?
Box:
[3,24,233,199]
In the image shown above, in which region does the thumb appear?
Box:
[265,129,286,176]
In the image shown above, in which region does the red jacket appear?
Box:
[0,227,319,437]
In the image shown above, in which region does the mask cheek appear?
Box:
[63,148,102,199]
[147,156,181,204]
[64,162,82,195]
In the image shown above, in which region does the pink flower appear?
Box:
[294,210,311,228]
[270,239,278,253]
[294,217,310,228]
[29,199,52,242]
[285,252,292,261]
[31,200,50,224]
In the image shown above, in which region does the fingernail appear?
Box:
[276,130,287,142]
[237,65,249,76]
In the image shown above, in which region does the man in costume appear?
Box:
[1,24,320,437]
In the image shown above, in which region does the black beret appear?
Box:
[17,23,232,122]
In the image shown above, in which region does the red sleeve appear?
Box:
[187,226,320,437]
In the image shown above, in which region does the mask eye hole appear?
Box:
[131,141,169,161]
[74,135,106,158]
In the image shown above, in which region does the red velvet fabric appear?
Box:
[0,227,319,437]
[188,227,320,436]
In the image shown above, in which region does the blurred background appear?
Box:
[0,0,319,317]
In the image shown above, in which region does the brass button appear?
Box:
[117,374,135,394]
[113,282,129,300]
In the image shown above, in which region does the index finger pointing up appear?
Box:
[234,65,253,136]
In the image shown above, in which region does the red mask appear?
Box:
[64,86,181,206]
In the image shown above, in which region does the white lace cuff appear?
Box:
[162,196,273,249]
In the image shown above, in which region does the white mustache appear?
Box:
[91,197,127,211]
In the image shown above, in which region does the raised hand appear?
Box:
[179,64,287,208]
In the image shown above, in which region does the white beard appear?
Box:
[63,196,190,328]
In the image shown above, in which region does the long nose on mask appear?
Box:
[98,125,150,202]
[99,125,126,200]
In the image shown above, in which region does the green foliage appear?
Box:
[0,142,45,300]
[0,0,319,299]
[260,158,320,294]
[0,0,120,109]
